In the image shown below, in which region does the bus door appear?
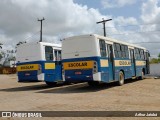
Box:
[130,49,136,76]
[54,50,62,80]
[145,52,150,74]
[107,44,114,81]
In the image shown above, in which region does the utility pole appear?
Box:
[96,18,112,37]
[38,17,45,42]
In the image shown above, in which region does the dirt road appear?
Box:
[0,74,159,119]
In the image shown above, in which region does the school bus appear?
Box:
[62,34,150,86]
[16,42,62,86]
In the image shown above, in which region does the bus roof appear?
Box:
[64,34,146,50]
[17,42,61,48]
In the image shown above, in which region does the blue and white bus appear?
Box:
[16,42,63,86]
[62,34,150,86]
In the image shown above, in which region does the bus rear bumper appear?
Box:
[17,73,44,82]
[64,72,101,82]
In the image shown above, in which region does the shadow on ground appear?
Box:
[0,78,143,93]
[0,83,69,92]
[37,78,142,94]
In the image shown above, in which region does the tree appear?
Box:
[8,56,16,61]
[0,53,2,61]
[0,43,2,49]
[16,41,26,48]
[150,58,159,64]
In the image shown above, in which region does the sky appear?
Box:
[0,0,160,57]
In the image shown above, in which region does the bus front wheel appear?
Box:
[118,71,124,86]
[45,82,57,86]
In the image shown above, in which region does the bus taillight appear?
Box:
[93,61,98,73]
[62,64,64,75]
[38,64,42,70]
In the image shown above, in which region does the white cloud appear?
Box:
[101,0,136,8]
[114,16,138,26]
[141,0,160,23]
[0,0,111,48]
[139,0,160,56]
[0,0,160,57]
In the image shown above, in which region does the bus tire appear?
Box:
[88,81,99,87]
[45,82,57,86]
[118,71,124,86]
[139,71,144,80]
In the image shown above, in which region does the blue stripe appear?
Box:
[17,60,62,82]
[63,57,147,83]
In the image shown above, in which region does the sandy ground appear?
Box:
[0,74,159,120]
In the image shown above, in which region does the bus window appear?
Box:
[125,45,129,58]
[130,49,134,63]
[54,50,61,61]
[45,46,53,60]
[99,39,107,57]
[140,49,145,60]
[121,45,129,58]
[114,43,121,58]
[135,48,140,59]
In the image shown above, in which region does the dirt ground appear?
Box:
[0,74,159,120]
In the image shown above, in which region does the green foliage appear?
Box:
[149,53,160,64]
[0,53,2,61]
[0,43,2,49]
[150,58,159,64]
[8,56,16,61]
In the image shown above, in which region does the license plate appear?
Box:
[75,72,82,75]
[25,73,30,76]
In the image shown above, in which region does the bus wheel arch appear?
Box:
[117,70,125,86]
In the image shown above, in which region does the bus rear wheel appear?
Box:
[88,81,100,87]
[118,71,124,86]
[45,82,57,86]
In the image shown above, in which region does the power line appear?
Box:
[108,29,160,36]
[133,42,160,44]
[23,31,40,41]
[105,22,160,29]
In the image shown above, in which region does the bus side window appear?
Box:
[135,48,140,59]
[99,39,107,57]
[113,43,121,58]
[130,49,134,63]
[58,50,62,60]
[54,50,62,61]
[45,46,53,61]
[145,52,150,60]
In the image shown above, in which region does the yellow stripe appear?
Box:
[63,61,94,70]
[100,60,108,67]
[45,63,55,69]
[115,60,131,66]
[17,64,39,72]
[136,61,146,66]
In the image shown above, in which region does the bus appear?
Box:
[16,42,62,86]
[62,34,150,86]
